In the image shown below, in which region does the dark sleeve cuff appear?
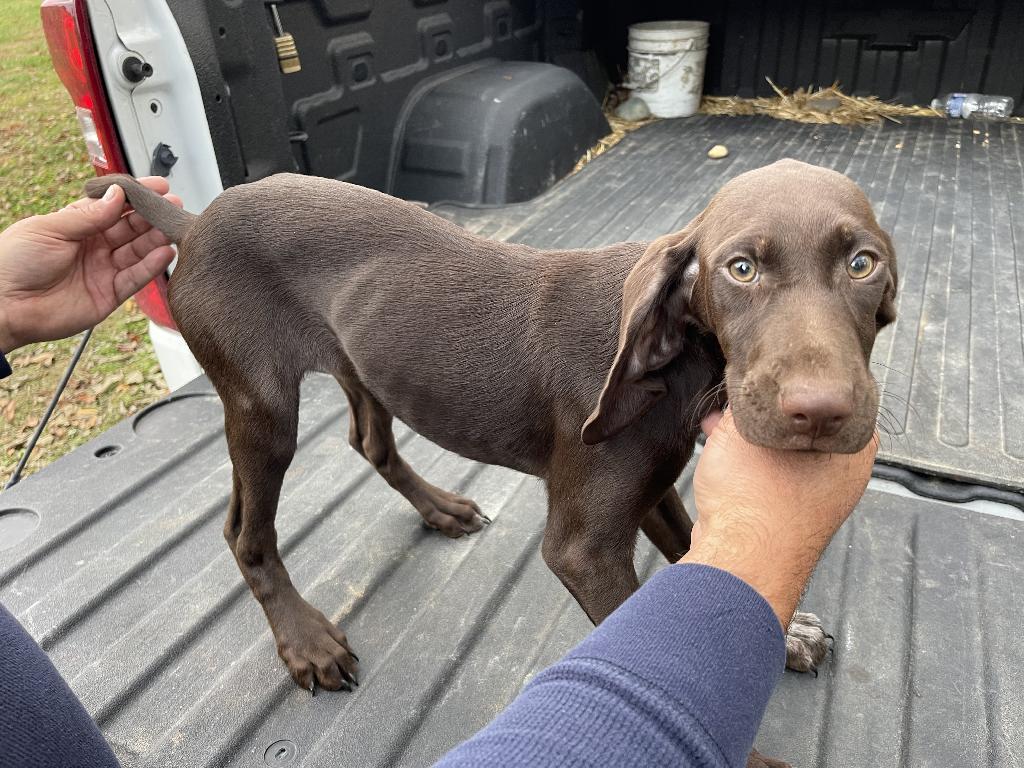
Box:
[437,563,786,768]
[565,563,787,766]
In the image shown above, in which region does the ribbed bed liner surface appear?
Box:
[433,115,1024,492]
[1,375,1022,767]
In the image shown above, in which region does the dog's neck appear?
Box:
[633,326,726,461]
[678,326,727,426]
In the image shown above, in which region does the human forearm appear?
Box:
[680,520,823,629]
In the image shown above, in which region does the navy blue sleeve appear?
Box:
[0,603,121,768]
[436,563,786,768]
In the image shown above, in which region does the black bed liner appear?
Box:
[434,114,1024,497]
[1,115,1022,767]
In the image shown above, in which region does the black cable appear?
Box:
[3,328,93,490]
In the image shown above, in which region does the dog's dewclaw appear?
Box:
[708,144,729,159]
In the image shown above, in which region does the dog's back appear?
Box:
[159,174,638,473]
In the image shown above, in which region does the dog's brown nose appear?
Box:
[779,381,854,438]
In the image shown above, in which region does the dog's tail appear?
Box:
[84,174,196,243]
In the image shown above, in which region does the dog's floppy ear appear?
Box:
[582,231,700,445]
[876,231,899,329]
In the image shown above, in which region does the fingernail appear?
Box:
[102,185,118,201]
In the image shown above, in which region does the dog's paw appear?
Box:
[785,611,832,674]
[416,487,489,538]
[747,748,792,768]
[274,602,360,693]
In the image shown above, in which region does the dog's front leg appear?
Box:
[639,487,693,562]
[222,390,359,693]
[541,504,640,625]
[540,456,664,624]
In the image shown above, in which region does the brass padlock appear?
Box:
[270,5,301,74]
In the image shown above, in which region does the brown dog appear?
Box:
[85,161,896,707]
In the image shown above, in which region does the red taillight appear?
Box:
[41,0,178,330]
[42,0,126,174]
[135,274,176,329]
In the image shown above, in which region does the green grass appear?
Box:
[0,0,168,483]
[0,0,94,228]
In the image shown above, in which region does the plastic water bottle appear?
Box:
[930,93,1015,119]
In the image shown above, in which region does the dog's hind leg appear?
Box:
[338,376,488,538]
[221,377,359,692]
[640,486,693,561]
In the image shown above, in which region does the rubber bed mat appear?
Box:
[0,374,1021,767]
[432,115,1024,493]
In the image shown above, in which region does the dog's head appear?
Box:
[583,159,897,453]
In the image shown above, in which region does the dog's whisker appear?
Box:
[876,400,903,429]
[879,417,899,439]
[870,360,909,378]
[879,401,905,422]
[690,384,718,414]
[874,404,910,452]
[873,379,922,428]
[873,408,893,434]
[876,388,922,428]
[876,387,908,404]
[688,380,728,429]
[875,408,900,438]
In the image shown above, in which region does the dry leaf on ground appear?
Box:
[91,373,125,396]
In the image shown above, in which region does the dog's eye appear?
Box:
[848,252,876,279]
[728,258,757,283]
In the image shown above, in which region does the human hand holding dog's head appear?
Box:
[683,408,877,628]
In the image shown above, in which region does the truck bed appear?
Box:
[1,116,1022,767]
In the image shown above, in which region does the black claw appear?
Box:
[479,513,492,524]
[824,632,835,642]
[811,668,819,678]
[349,651,360,663]
[310,681,317,696]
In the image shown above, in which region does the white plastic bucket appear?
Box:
[627,21,709,118]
